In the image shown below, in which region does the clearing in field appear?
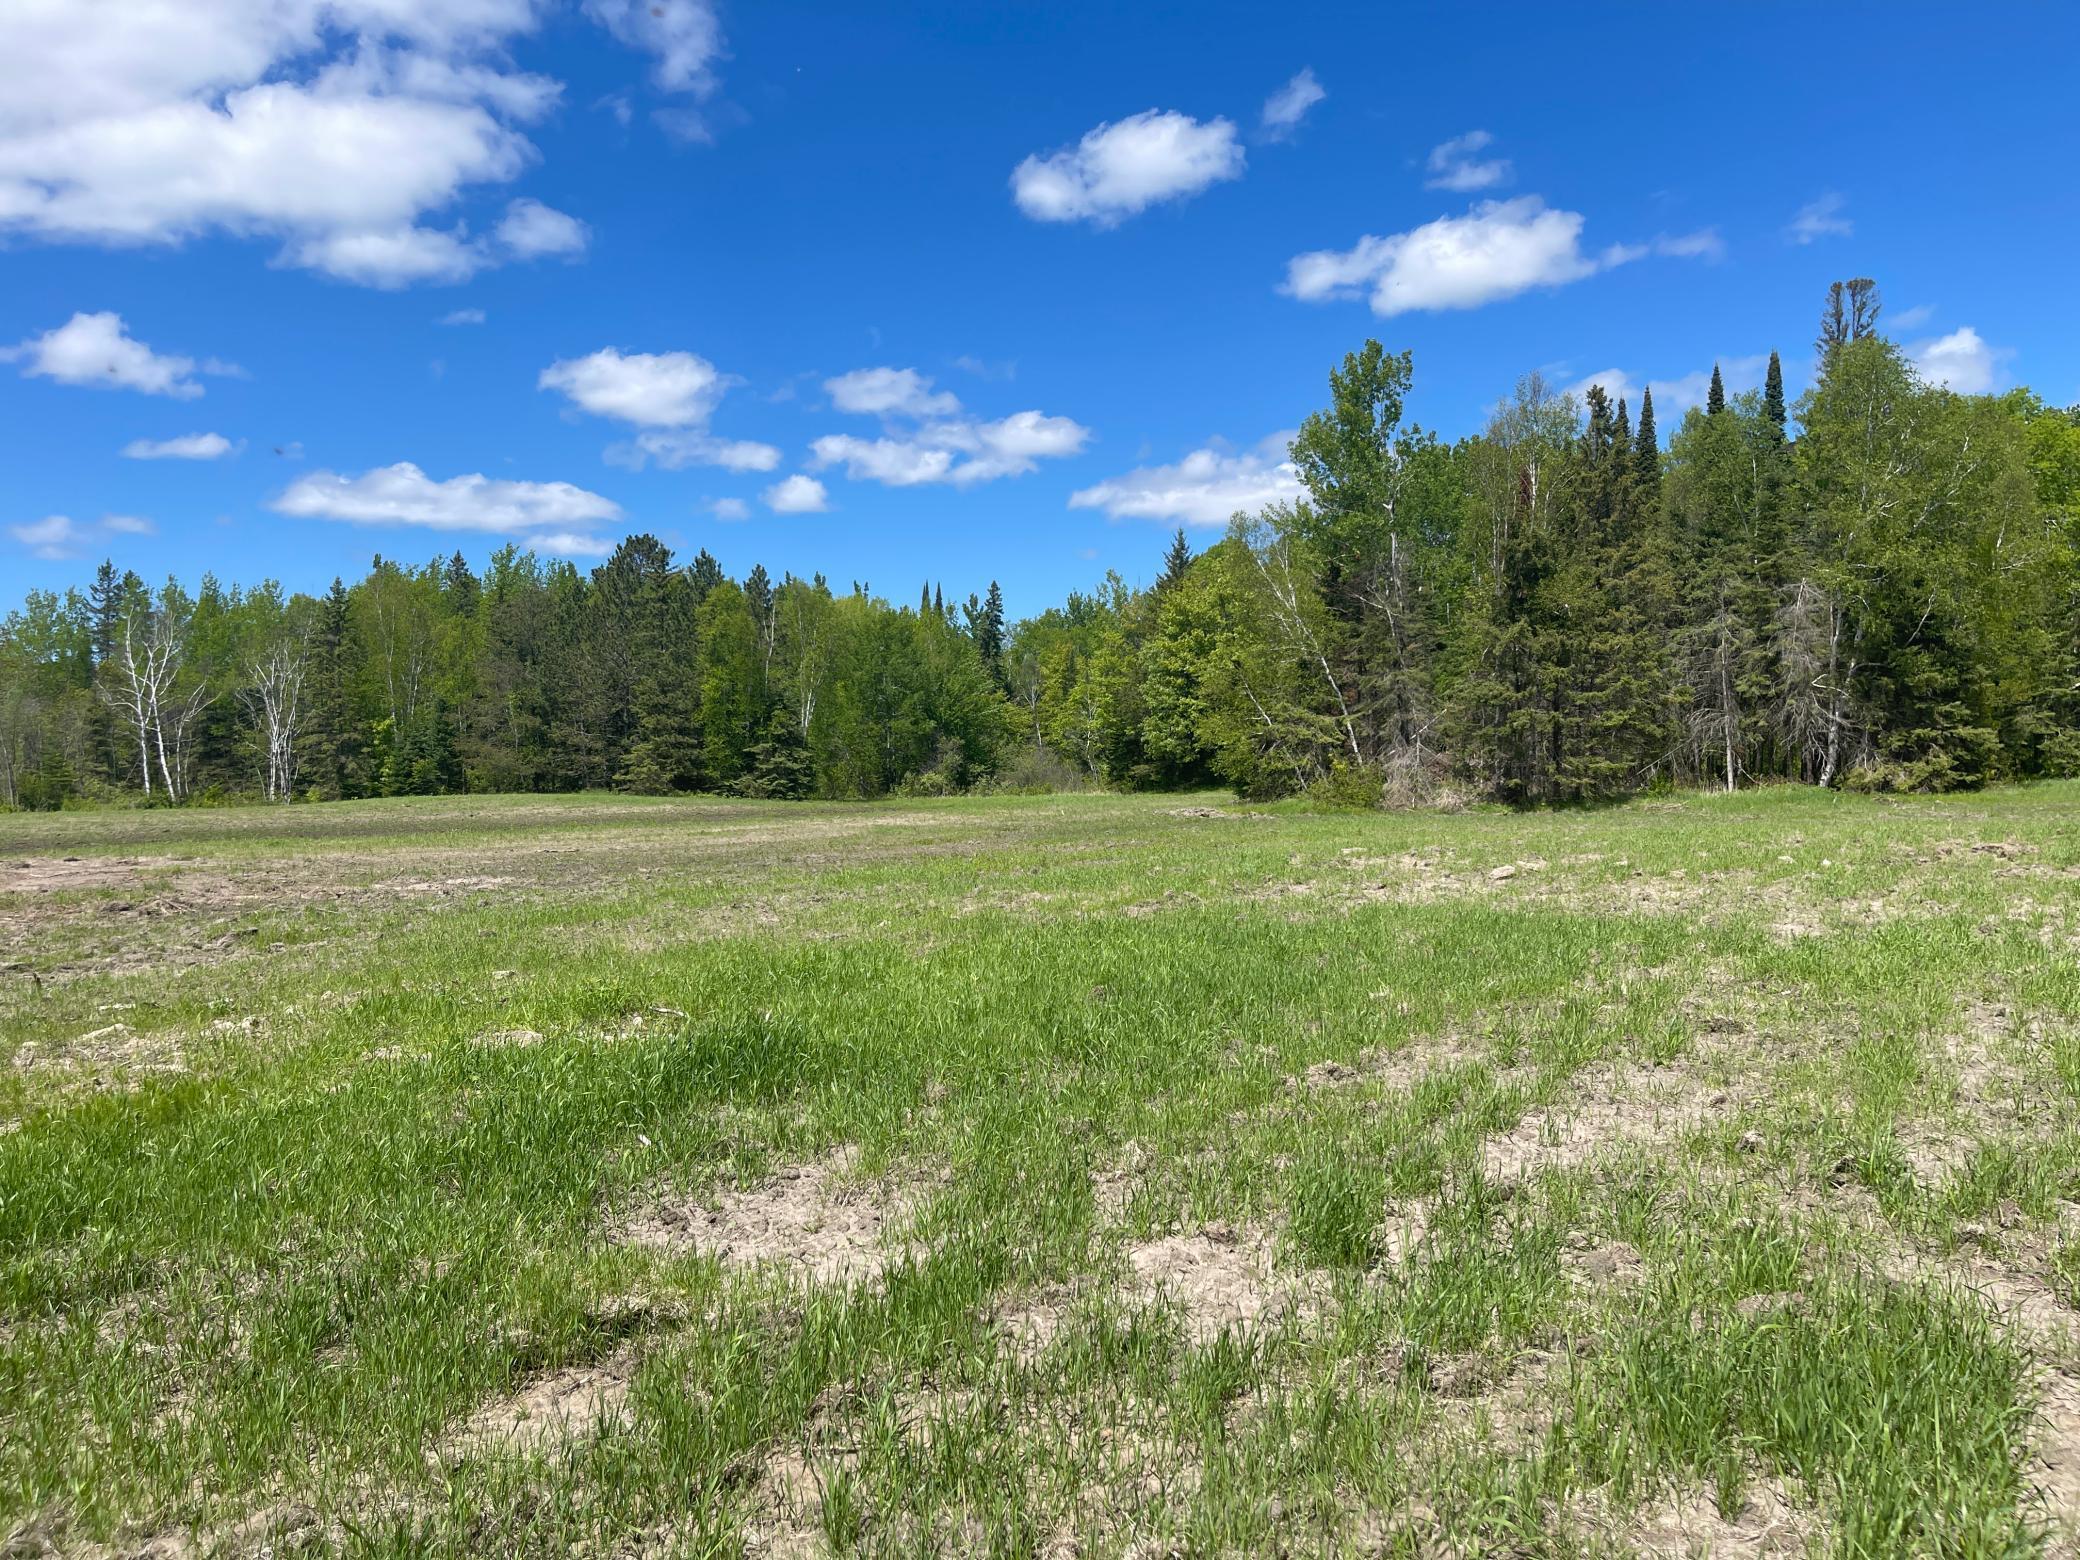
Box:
[4,785,2080,1555]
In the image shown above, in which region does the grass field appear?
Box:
[5,786,2080,1556]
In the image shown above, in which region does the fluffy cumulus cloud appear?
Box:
[495,196,589,259]
[1012,109,1243,226]
[812,411,1089,489]
[825,366,961,419]
[273,461,621,556]
[540,346,726,426]
[1912,327,2002,395]
[1260,69,1324,139]
[9,512,156,559]
[810,370,1089,489]
[122,431,238,459]
[1068,433,1302,526]
[540,344,779,472]
[1283,197,1712,317]
[0,1,708,286]
[3,311,237,398]
[1786,192,1852,245]
[762,474,828,514]
[1423,130,1512,192]
[706,496,750,521]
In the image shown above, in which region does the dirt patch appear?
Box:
[11,1023,189,1081]
[471,1028,546,1050]
[443,1349,638,1459]
[1123,1225,1309,1344]
[378,874,514,895]
[609,1148,922,1286]
[1562,1236,1647,1290]
[1576,1478,1817,1556]
[1480,1060,1729,1181]
[2,856,172,893]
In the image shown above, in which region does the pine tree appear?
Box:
[972,581,1007,686]
[85,560,123,782]
[1706,364,1727,415]
[1762,351,1787,434]
[933,583,945,618]
[1634,387,1660,497]
[688,549,724,604]
[1158,529,1193,591]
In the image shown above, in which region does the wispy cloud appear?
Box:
[1423,130,1511,192]
[1786,192,1852,244]
[1260,69,1325,140]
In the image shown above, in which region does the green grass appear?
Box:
[4,784,2080,1554]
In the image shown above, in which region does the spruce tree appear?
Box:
[1706,364,1726,415]
[1763,351,1787,434]
[977,581,1006,685]
[1634,387,1661,498]
[1158,529,1193,591]
[688,549,724,604]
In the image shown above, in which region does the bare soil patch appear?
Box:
[443,1349,639,1459]
[1577,1478,1817,1556]
[1480,1059,1731,1181]
[609,1148,923,1286]
[3,856,174,893]
[1123,1224,1308,1344]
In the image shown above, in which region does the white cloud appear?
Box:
[1068,433,1302,526]
[1285,197,1651,316]
[8,512,155,558]
[706,496,750,521]
[951,354,1016,382]
[3,311,233,397]
[122,431,238,460]
[762,474,829,514]
[1892,303,1935,330]
[826,366,962,419]
[584,0,723,95]
[272,461,622,547]
[495,196,588,259]
[1652,228,1725,261]
[535,530,614,557]
[543,344,777,471]
[607,430,781,472]
[0,1,702,286]
[811,409,1090,489]
[10,516,88,559]
[1423,130,1511,192]
[1912,327,2002,395]
[1786,192,1851,244]
[439,307,487,325]
[286,223,484,286]
[540,346,728,427]
[1260,69,1324,139]
[1566,353,1772,417]
[1012,109,1243,226]
[809,434,954,487]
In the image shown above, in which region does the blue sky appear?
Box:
[5,2,2077,617]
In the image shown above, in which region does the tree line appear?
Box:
[5,280,2078,810]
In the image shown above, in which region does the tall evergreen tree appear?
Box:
[1634,387,1660,496]
[1158,529,1193,591]
[1706,364,1727,415]
[1762,351,1787,434]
